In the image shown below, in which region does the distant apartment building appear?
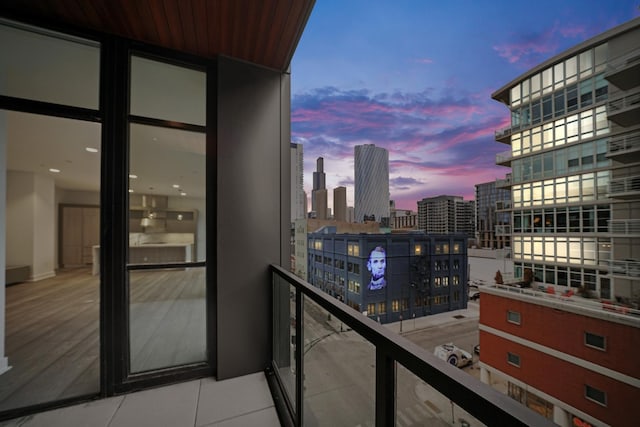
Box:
[307,231,469,323]
[334,186,347,222]
[290,143,305,221]
[417,195,475,238]
[480,17,640,427]
[354,144,389,223]
[475,179,511,249]
[391,208,418,230]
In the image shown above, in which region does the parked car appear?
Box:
[469,290,480,301]
[434,343,473,368]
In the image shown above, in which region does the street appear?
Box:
[300,300,486,426]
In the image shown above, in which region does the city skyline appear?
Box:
[291,0,640,210]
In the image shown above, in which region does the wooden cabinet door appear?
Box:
[61,207,83,267]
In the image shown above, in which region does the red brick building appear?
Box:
[479,286,640,426]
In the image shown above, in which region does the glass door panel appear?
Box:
[127,56,206,374]
[1,110,101,410]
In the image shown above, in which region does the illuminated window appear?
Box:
[453,243,461,254]
[453,275,460,285]
[392,300,400,312]
[378,301,386,314]
[354,281,360,293]
[434,277,441,287]
[347,242,360,256]
[414,244,422,255]
[443,277,449,287]
[401,298,409,311]
[507,352,521,367]
[314,240,322,250]
[367,303,376,315]
[585,385,607,406]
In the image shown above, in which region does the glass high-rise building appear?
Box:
[492,18,640,303]
[354,144,389,223]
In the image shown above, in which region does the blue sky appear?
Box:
[290,0,640,210]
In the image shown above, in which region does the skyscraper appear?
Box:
[311,157,327,215]
[290,143,305,221]
[334,186,347,222]
[354,144,389,223]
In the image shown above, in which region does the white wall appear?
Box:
[7,171,56,281]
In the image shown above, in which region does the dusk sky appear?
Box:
[290,1,640,211]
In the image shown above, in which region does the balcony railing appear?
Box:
[495,224,511,235]
[609,219,640,235]
[495,176,512,188]
[495,124,520,143]
[486,284,640,318]
[495,150,513,166]
[609,259,640,279]
[607,90,640,127]
[608,132,640,158]
[609,174,640,198]
[269,264,553,426]
[495,200,512,211]
[605,48,640,90]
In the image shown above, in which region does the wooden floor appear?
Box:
[0,267,205,413]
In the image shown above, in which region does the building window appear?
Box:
[584,332,606,351]
[443,277,449,287]
[453,243,461,253]
[367,303,376,315]
[414,244,422,255]
[453,275,460,285]
[314,240,322,250]
[378,301,386,314]
[507,352,521,367]
[401,298,409,311]
[585,385,607,406]
[434,277,441,287]
[507,310,521,325]
[392,300,400,312]
[453,290,460,302]
[347,242,360,256]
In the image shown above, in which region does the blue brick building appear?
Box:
[307,230,469,324]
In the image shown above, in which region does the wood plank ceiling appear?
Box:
[0,0,315,71]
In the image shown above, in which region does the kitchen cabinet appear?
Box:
[60,205,100,268]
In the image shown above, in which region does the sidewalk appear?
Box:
[324,302,480,335]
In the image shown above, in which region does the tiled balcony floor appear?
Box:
[0,372,280,427]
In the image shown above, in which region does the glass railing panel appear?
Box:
[303,297,375,426]
[397,361,486,426]
[272,274,296,410]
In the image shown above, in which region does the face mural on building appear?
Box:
[367,246,387,291]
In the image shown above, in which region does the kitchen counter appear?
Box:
[92,244,193,275]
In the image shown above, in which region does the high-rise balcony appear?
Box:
[495,175,512,189]
[609,219,640,236]
[495,200,512,211]
[607,90,640,127]
[607,131,640,162]
[495,150,513,166]
[494,124,519,144]
[609,174,640,199]
[269,265,554,426]
[605,48,640,91]
[609,259,640,280]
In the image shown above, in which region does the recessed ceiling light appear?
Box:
[86,147,98,153]
[129,174,138,179]
[172,184,180,188]
[129,189,134,193]
[180,192,187,196]
[49,168,60,173]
